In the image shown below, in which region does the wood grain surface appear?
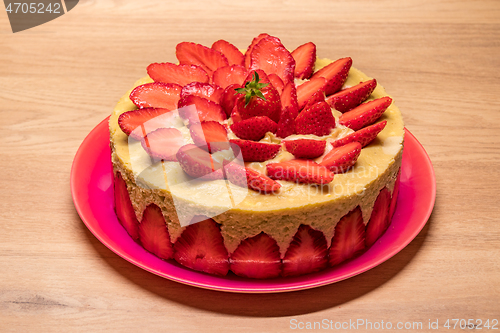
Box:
[1,0,499,332]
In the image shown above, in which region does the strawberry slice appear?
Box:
[230,106,243,123]
[244,69,270,83]
[180,82,223,104]
[268,74,284,95]
[249,36,295,84]
[319,142,362,173]
[141,128,185,161]
[147,62,209,86]
[326,79,377,112]
[178,95,226,123]
[329,207,366,266]
[176,42,229,76]
[230,232,281,279]
[389,171,401,219]
[331,121,387,148]
[365,188,391,247]
[211,39,244,67]
[291,42,316,80]
[311,57,352,96]
[302,89,326,111]
[118,107,173,140]
[230,116,277,141]
[296,77,327,110]
[244,33,270,69]
[212,65,247,89]
[276,105,296,138]
[223,160,281,194]
[129,82,182,110]
[267,159,334,184]
[229,139,281,162]
[282,225,328,277]
[138,204,173,260]
[176,144,224,180]
[281,82,299,119]
[283,139,326,159]
[114,172,139,240]
[295,101,336,136]
[220,84,242,117]
[173,217,229,276]
[339,97,392,131]
[188,121,229,153]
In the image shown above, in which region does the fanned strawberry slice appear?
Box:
[180,82,223,104]
[296,77,327,110]
[329,207,366,266]
[339,97,392,131]
[114,172,139,240]
[223,160,281,194]
[281,82,299,119]
[276,106,296,138]
[178,95,226,123]
[118,107,173,140]
[268,74,284,95]
[138,204,173,260]
[212,65,247,89]
[230,232,281,279]
[230,116,277,141]
[147,63,209,86]
[302,89,326,111]
[129,82,182,110]
[244,33,270,69]
[319,142,362,173]
[283,139,326,159]
[311,57,352,96]
[173,217,229,276]
[389,170,401,219]
[295,101,336,136]
[291,42,316,80]
[249,36,295,84]
[282,225,328,277]
[176,144,224,180]
[141,128,185,161]
[229,139,281,162]
[267,159,334,184]
[212,39,244,67]
[326,79,377,112]
[230,106,243,123]
[220,84,242,117]
[189,121,229,153]
[331,121,387,148]
[365,188,391,247]
[176,42,229,76]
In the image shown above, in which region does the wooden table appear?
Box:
[1,0,499,331]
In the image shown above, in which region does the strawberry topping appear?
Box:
[339,96,392,131]
[244,33,271,69]
[283,139,326,159]
[118,107,173,140]
[230,116,277,141]
[147,62,209,86]
[249,36,295,84]
[295,101,336,136]
[291,42,316,80]
[268,73,284,95]
[180,82,223,104]
[219,83,242,117]
[212,65,247,89]
[276,105,297,138]
[176,42,228,76]
[211,39,245,67]
[141,128,185,161]
[178,95,226,123]
[229,139,281,162]
[319,142,362,173]
[296,77,327,111]
[331,121,387,148]
[326,79,377,112]
[129,82,182,110]
[280,82,299,119]
[266,159,334,184]
[188,121,229,153]
[176,144,224,180]
[224,160,281,194]
[311,57,352,96]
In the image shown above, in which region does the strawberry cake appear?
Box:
[109,33,404,278]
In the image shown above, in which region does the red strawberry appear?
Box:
[268,73,284,95]
[211,39,244,67]
[249,36,295,84]
[230,116,277,141]
[229,139,281,162]
[365,188,391,247]
[129,82,182,110]
[389,171,401,219]
[180,82,223,104]
[173,217,229,276]
[230,106,243,123]
[302,89,326,111]
[244,69,270,83]
[295,101,336,136]
[326,79,377,112]
[147,62,209,86]
[296,77,327,110]
[282,225,328,277]
[220,84,242,117]
[212,65,247,89]
[244,33,270,69]
[176,42,229,76]
[138,204,173,260]
[178,95,226,123]
[319,142,362,173]
[230,232,281,279]
[281,82,299,119]
[329,207,366,266]
[267,159,334,184]
[276,105,296,138]
[118,107,173,140]
[114,172,139,240]
[223,160,281,194]
[283,139,326,159]
[188,121,229,153]
[311,57,352,95]
[331,121,387,148]
[176,144,224,180]
[141,128,185,161]
[339,97,392,131]
[291,42,316,80]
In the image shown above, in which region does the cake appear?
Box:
[109,33,404,278]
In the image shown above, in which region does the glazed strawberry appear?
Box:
[268,74,284,95]
[331,121,387,148]
[176,42,229,76]
[147,63,209,86]
[178,95,226,123]
[141,128,185,161]
[220,84,242,117]
[223,160,281,194]
[180,82,223,104]
[329,207,366,266]
[249,36,295,84]
[212,65,247,89]
[118,107,173,140]
[176,144,224,180]
[229,139,281,162]
[129,82,182,110]
[295,101,336,136]
[281,82,299,119]
[291,42,316,80]
[319,142,362,173]
[267,159,334,184]
[365,188,391,247]
[173,217,229,276]
[138,204,173,260]
[389,171,401,219]
[296,77,327,110]
[244,33,270,69]
[211,39,244,67]
[283,139,326,159]
[189,121,229,153]
[230,232,281,279]
[339,97,392,131]
[230,106,243,123]
[326,79,377,112]
[276,106,296,138]
[230,116,278,141]
[114,172,139,240]
[282,225,328,277]
[311,57,352,95]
